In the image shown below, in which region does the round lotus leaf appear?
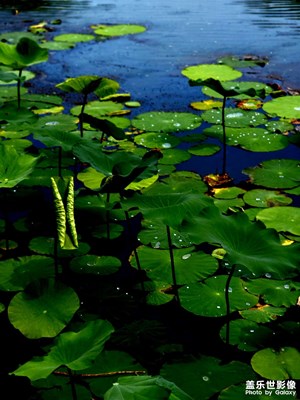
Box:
[93,24,146,36]
[158,148,191,165]
[213,186,246,199]
[40,41,74,50]
[53,33,95,43]
[256,206,300,236]
[29,236,90,257]
[263,95,300,119]
[71,100,123,118]
[181,64,242,82]
[0,70,35,85]
[214,197,245,213]
[77,167,106,190]
[220,319,273,351]
[179,275,258,317]
[134,132,180,149]
[239,304,286,323]
[202,109,267,127]
[243,189,292,207]
[243,159,300,189]
[70,255,121,275]
[8,279,80,338]
[190,99,223,110]
[143,281,174,305]
[265,120,294,133]
[251,347,300,379]
[245,278,300,307]
[32,114,78,133]
[0,85,27,99]
[132,111,202,133]
[188,143,220,156]
[202,81,272,100]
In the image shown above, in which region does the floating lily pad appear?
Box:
[213,197,245,213]
[256,206,300,235]
[251,347,300,380]
[179,275,258,317]
[219,319,273,351]
[188,143,221,156]
[40,41,75,50]
[53,33,95,43]
[158,149,191,165]
[70,255,121,275]
[134,132,180,149]
[213,187,246,199]
[29,236,90,257]
[263,95,300,119]
[181,64,242,82]
[92,24,146,37]
[239,304,286,323]
[202,81,272,99]
[265,120,294,133]
[243,159,300,189]
[190,100,223,110]
[143,281,174,305]
[243,189,292,207]
[132,111,202,133]
[71,100,123,118]
[218,55,269,68]
[202,109,267,127]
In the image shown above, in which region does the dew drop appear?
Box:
[250,329,255,333]
[202,376,209,381]
[162,142,172,148]
[216,305,221,309]
[284,284,290,289]
[43,310,47,314]
[154,242,161,248]
[182,253,191,260]
[265,273,272,278]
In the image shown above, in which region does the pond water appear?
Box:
[0,0,300,180]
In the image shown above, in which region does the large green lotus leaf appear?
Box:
[213,197,245,213]
[134,132,180,149]
[131,246,218,284]
[179,276,258,317]
[20,167,73,187]
[265,120,294,133]
[204,125,288,152]
[0,144,39,188]
[243,189,292,208]
[256,206,300,235]
[188,143,221,156]
[251,347,300,379]
[0,31,38,44]
[180,206,300,278]
[0,103,37,123]
[0,85,27,99]
[0,70,35,85]
[219,319,273,351]
[12,319,114,380]
[70,255,121,275]
[132,111,202,133]
[181,64,242,82]
[3,138,33,151]
[213,186,246,199]
[202,81,272,99]
[143,280,174,305]
[34,131,81,151]
[72,141,114,174]
[93,24,146,36]
[138,219,193,249]
[92,223,124,240]
[202,109,267,127]
[243,159,300,189]
[29,236,90,257]
[159,149,191,165]
[245,278,300,307]
[0,37,48,68]
[263,95,300,119]
[125,173,159,191]
[239,304,286,323]
[71,100,123,118]
[0,255,55,291]
[77,167,106,190]
[56,76,119,98]
[53,33,95,43]
[22,93,63,106]
[40,40,74,51]
[161,356,255,400]
[8,279,79,338]
[154,172,208,194]
[124,192,213,227]
[32,114,78,133]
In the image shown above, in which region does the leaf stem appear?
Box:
[221,95,227,175]
[225,264,236,346]
[67,368,78,400]
[166,224,180,305]
[79,93,88,138]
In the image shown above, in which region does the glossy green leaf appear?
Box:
[180,206,300,278]
[132,111,202,133]
[77,167,106,190]
[251,347,300,379]
[239,304,286,323]
[134,132,180,149]
[159,149,191,165]
[243,189,292,207]
[143,281,174,305]
[29,237,90,257]
[12,319,114,380]
[53,33,95,43]
[202,109,267,127]
[188,143,221,156]
[263,95,300,119]
[179,276,258,317]
[71,100,123,118]
[256,206,300,235]
[70,255,121,275]
[93,24,146,37]
[8,279,80,338]
[181,64,242,82]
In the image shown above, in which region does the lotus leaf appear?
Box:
[179,276,258,317]
[265,120,294,133]
[243,189,292,208]
[239,304,286,323]
[256,206,300,235]
[251,347,300,379]
[0,144,39,188]
[53,33,95,43]
[181,64,242,82]
[219,319,273,351]
[92,24,146,37]
[245,278,300,307]
[92,223,124,240]
[180,206,300,278]
[71,100,123,118]
[29,236,90,257]
[161,356,255,400]
[77,167,106,190]
[243,159,300,189]
[190,99,223,110]
[132,111,202,133]
[130,246,218,284]
[12,319,114,380]
[70,255,121,275]
[158,149,191,165]
[188,143,221,156]
[8,279,80,339]
[202,109,267,127]
[202,81,272,99]
[134,132,180,149]
[143,281,174,305]
[263,95,300,119]
[213,197,245,213]
[213,186,246,199]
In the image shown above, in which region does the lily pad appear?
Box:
[202,109,267,127]
[134,132,180,149]
[132,111,202,133]
[53,33,95,43]
[263,95,300,119]
[256,206,300,235]
[158,149,191,165]
[188,143,221,156]
[143,281,175,305]
[70,255,121,275]
[239,304,286,323]
[92,24,146,37]
[181,64,242,82]
[243,189,292,207]
[71,100,123,118]
[243,159,300,189]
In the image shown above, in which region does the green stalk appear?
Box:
[225,264,236,346]
[221,95,227,175]
[105,192,110,240]
[166,225,180,305]
[67,368,78,400]
[79,93,88,138]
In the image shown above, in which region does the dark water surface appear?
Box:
[0,0,299,179]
